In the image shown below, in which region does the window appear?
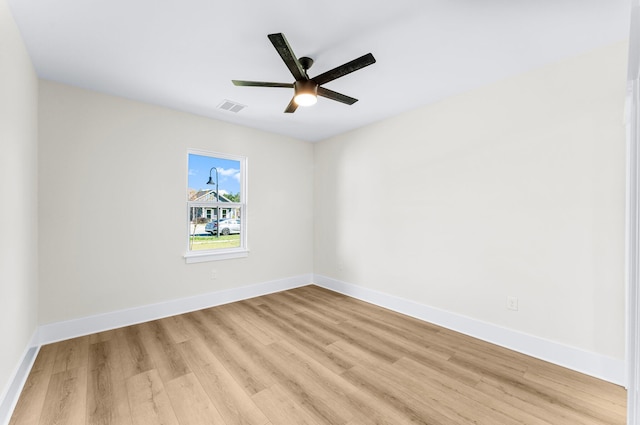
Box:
[185,150,247,263]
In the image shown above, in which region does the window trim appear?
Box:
[184,149,248,263]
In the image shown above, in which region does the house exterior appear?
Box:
[189,190,240,221]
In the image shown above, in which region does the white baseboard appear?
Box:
[37,274,313,345]
[0,331,39,425]
[313,274,626,386]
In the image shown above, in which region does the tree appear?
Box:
[224,192,240,202]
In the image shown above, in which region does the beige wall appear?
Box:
[314,42,628,360]
[0,0,39,400]
[38,81,314,324]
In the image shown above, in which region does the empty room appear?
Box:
[2,0,639,424]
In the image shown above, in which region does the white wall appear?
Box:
[314,42,628,360]
[0,0,38,404]
[38,81,314,324]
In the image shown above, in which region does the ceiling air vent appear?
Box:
[218,100,246,113]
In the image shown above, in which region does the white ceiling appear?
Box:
[8,0,631,142]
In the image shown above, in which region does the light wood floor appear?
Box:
[10,285,626,425]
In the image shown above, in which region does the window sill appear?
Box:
[184,249,249,263]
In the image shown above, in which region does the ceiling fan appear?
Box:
[232,33,376,113]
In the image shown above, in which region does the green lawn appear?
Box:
[190,234,240,250]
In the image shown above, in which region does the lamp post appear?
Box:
[206,167,220,238]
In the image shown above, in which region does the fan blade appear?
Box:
[312,53,376,86]
[284,97,298,113]
[232,80,293,88]
[268,33,307,81]
[317,87,358,105]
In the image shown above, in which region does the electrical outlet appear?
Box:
[507,296,518,311]
[211,269,218,279]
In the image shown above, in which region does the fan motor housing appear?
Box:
[299,56,314,71]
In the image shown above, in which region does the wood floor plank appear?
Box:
[87,339,133,425]
[245,292,309,317]
[293,286,443,336]
[251,384,322,425]
[183,310,274,396]
[330,336,483,391]
[333,335,495,424]
[483,371,625,425]
[277,290,347,324]
[215,302,280,346]
[476,378,595,425]
[523,364,627,407]
[523,368,626,417]
[258,340,357,424]
[264,340,411,425]
[51,335,90,374]
[116,325,156,379]
[126,369,179,425]
[286,307,401,364]
[161,314,198,344]
[393,356,552,425]
[240,301,353,374]
[342,364,454,425]
[177,337,269,425]
[138,320,190,382]
[89,329,119,345]
[273,309,341,349]
[476,375,614,425]
[435,328,532,373]
[39,367,88,425]
[338,318,467,373]
[198,308,276,394]
[9,285,627,425]
[258,303,340,347]
[164,373,227,425]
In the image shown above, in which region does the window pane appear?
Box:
[188,153,242,202]
[189,207,241,251]
[187,151,245,256]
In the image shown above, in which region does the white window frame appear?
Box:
[184,149,248,263]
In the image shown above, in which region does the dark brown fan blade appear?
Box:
[232,80,293,88]
[268,33,307,81]
[317,87,358,105]
[312,53,376,86]
[284,97,298,113]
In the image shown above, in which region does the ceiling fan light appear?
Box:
[294,93,317,106]
[293,81,318,106]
